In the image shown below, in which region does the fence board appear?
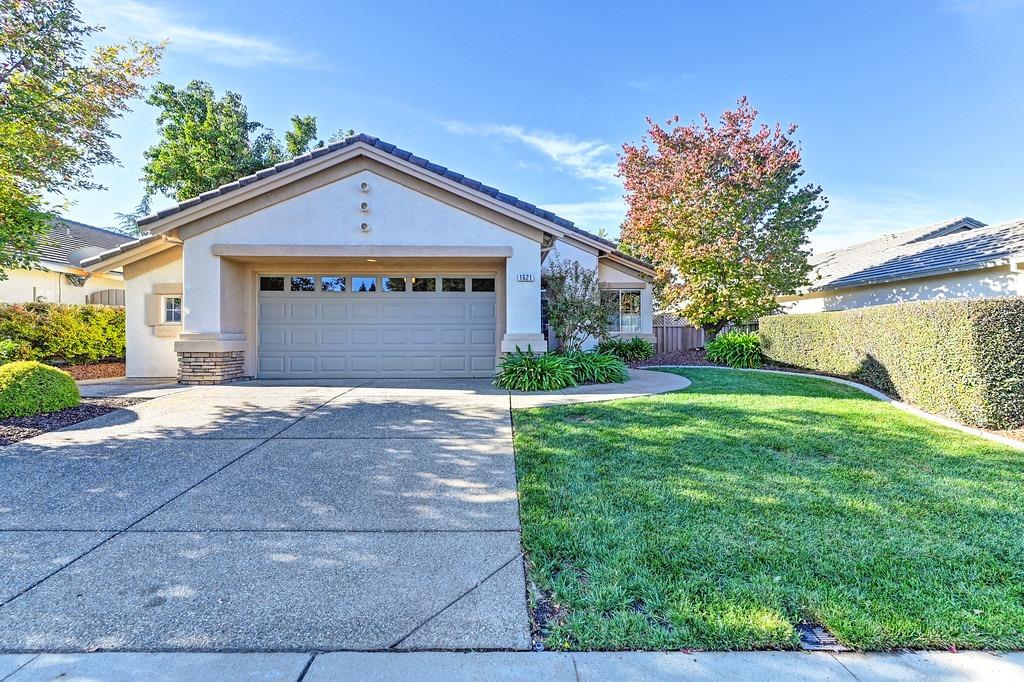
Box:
[654,324,705,352]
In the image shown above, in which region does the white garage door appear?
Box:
[258,274,497,378]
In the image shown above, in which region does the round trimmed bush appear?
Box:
[0,361,80,419]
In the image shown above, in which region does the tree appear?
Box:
[619,98,827,335]
[133,81,353,228]
[140,80,282,203]
[543,256,612,353]
[0,0,161,277]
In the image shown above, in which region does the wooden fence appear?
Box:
[86,288,125,307]
[653,323,706,352]
[653,320,758,352]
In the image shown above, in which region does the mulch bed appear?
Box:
[635,348,714,367]
[61,361,126,381]
[0,397,148,446]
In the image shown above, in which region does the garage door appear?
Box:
[257,274,497,378]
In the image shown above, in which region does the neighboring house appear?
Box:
[779,216,1024,313]
[0,219,130,305]
[79,134,655,381]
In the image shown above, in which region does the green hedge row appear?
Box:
[0,303,126,366]
[759,298,1024,430]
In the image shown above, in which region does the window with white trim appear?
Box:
[163,296,182,324]
[602,289,641,332]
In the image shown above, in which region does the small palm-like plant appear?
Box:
[493,347,577,391]
[705,330,762,369]
[564,351,629,385]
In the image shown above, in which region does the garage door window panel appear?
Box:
[382,277,407,292]
[352,277,377,292]
[260,276,285,291]
[321,276,346,292]
[291,276,316,292]
[411,277,437,292]
[471,278,495,292]
[442,277,467,292]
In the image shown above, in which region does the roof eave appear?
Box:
[79,234,182,273]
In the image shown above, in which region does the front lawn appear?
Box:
[513,368,1024,651]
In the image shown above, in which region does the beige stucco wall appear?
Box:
[124,247,183,378]
[0,265,123,304]
[178,168,543,374]
[782,265,1023,314]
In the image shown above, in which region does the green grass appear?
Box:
[513,368,1024,651]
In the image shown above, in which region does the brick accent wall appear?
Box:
[177,350,245,385]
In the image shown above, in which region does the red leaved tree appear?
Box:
[619,98,826,335]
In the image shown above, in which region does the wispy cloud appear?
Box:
[541,198,626,232]
[811,190,980,254]
[624,74,695,92]
[442,121,619,184]
[79,0,315,68]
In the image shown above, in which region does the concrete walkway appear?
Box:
[2,651,1021,680]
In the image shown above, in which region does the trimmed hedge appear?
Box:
[0,361,81,418]
[759,298,1024,429]
[0,303,125,365]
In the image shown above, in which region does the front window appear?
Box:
[163,296,182,324]
[603,289,641,332]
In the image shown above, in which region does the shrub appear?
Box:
[564,351,629,385]
[543,257,612,352]
[494,347,577,392]
[759,298,1024,429]
[705,330,762,369]
[0,303,125,365]
[597,336,656,363]
[0,361,81,418]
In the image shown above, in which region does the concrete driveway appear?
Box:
[0,379,529,652]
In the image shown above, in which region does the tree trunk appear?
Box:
[703,321,728,343]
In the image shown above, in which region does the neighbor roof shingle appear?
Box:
[36,219,133,267]
[808,216,1024,291]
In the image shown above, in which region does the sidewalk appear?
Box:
[2,651,1022,681]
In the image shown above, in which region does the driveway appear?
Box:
[0,379,529,652]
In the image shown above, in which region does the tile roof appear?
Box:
[37,219,133,267]
[808,216,1024,291]
[136,133,650,270]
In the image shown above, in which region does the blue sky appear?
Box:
[68,0,1024,253]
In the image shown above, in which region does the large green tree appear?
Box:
[619,98,827,334]
[139,81,353,207]
[0,0,161,278]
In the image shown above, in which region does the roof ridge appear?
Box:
[135,132,626,254]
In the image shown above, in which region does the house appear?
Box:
[77,134,656,382]
[779,216,1024,314]
[0,219,130,305]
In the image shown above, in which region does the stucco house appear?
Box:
[0,219,129,305]
[77,134,655,382]
[779,216,1024,314]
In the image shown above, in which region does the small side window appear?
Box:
[291,276,316,292]
[410,276,436,292]
[260,276,284,291]
[442,277,466,292]
[471,278,495,292]
[163,296,182,324]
